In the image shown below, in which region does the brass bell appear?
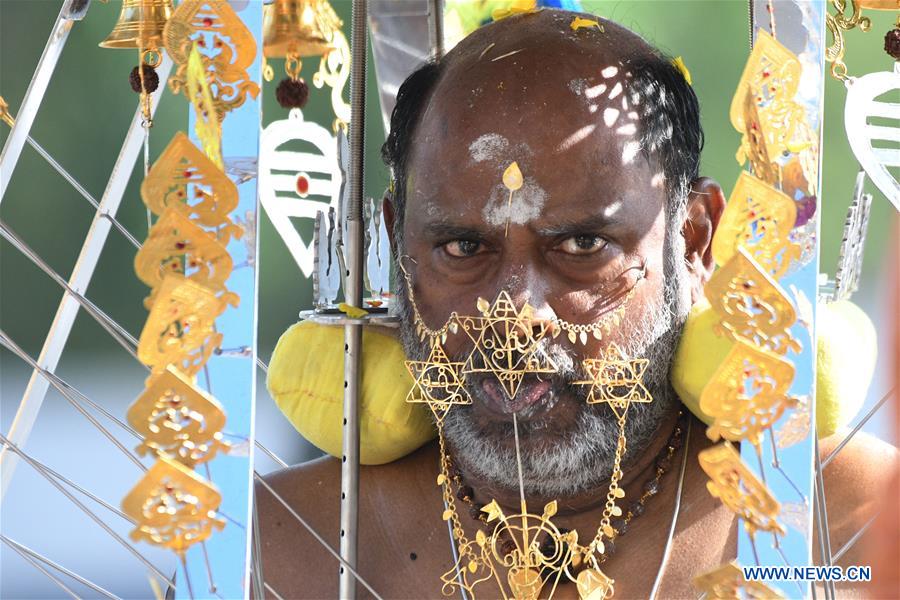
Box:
[99,0,174,50]
[263,0,343,59]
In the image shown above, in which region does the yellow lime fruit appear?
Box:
[267,321,436,465]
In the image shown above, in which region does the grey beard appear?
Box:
[392,222,692,498]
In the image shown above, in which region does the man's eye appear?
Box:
[557,234,607,255]
[444,240,483,257]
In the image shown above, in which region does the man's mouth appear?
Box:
[479,377,554,416]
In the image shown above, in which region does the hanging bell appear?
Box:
[263,0,343,59]
[99,0,174,50]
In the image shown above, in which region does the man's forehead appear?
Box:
[407,11,654,213]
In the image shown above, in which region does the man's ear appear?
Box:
[683,177,725,303]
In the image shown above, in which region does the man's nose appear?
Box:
[501,271,557,328]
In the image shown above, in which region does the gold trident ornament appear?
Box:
[460,292,558,400]
[122,455,226,555]
[127,366,230,466]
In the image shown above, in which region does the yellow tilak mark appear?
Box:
[671,56,692,85]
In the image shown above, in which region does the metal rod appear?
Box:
[832,512,878,562]
[264,581,287,600]
[1,534,121,600]
[251,494,266,600]
[427,0,445,60]
[822,388,894,468]
[814,433,836,599]
[0,433,175,589]
[255,439,289,469]
[0,0,83,203]
[340,1,368,598]
[0,534,81,600]
[0,330,147,472]
[254,473,383,600]
[0,56,173,500]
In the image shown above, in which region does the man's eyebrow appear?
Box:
[422,222,491,239]
[535,213,621,237]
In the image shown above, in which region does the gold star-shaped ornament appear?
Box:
[576,343,651,421]
[461,291,558,400]
[405,341,470,425]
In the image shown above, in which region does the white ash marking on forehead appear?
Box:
[469,133,510,163]
[482,178,547,228]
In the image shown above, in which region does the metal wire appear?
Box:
[832,512,878,562]
[0,220,141,359]
[0,433,175,589]
[813,434,836,600]
[253,472,384,600]
[822,388,894,468]
[1,534,122,600]
[0,330,147,472]
[1,534,81,600]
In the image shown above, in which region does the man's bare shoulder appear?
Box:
[254,443,445,598]
[819,430,898,566]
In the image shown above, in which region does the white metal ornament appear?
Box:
[259,108,342,277]
[844,62,900,210]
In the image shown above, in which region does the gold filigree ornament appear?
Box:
[700,339,798,449]
[699,442,786,539]
[405,340,471,426]
[141,132,243,243]
[713,171,801,280]
[705,246,801,356]
[135,207,238,309]
[693,561,785,599]
[137,275,226,376]
[122,454,226,554]
[731,30,808,172]
[824,0,896,81]
[163,0,260,118]
[459,291,558,401]
[127,366,230,466]
[576,342,651,421]
[502,161,524,237]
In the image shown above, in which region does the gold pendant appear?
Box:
[693,561,784,599]
[576,568,615,600]
[163,0,260,118]
[127,366,229,466]
[405,340,471,425]
[576,342,651,421]
[713,171,800,279]
[121,454,226,554]
[186,43,223,168]
[700,340,797,448]
[698,443,785,539]
[137,275,226,376]
[141,132,242,242]
[459,291,558,400]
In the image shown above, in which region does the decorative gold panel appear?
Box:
[705,246,800,356]
[127,366,229,466]
[137,275,225,376]
[700,340,797,448]
[135,207,237,309]
[122,455,226,554]
[699,443,785,538]
[713,171,800,280]
[141,132,242,242]
[163,0,260,117]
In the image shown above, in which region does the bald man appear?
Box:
[256,10,898,599]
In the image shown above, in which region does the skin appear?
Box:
[256,11,898,599]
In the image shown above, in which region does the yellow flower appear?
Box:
[671,56,692,86]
